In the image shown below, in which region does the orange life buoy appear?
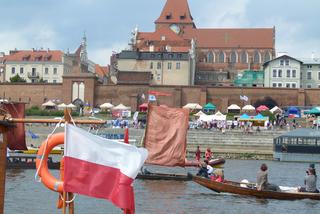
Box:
[36,132,64,193]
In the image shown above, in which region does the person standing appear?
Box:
[205,148,212,161]
[195,146,201,162]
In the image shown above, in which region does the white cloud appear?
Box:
[89,42,128,65]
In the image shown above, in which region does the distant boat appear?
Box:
[189,174,320,200]
[6,155,60,170]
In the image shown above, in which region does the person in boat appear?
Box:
[210,169,224,182]
[205,148,212,161]
[257,163,280,191]
[298,167,319,193]
[309,163,317,177]
[197,160,213,178]
[195,146,201,162]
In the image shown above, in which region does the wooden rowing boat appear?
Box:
[189,173,320,200]
[6,156,60,170]
[137,172,191,181]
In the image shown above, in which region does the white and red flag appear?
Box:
[63,124,148,213]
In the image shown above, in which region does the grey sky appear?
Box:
[0,0,319,65]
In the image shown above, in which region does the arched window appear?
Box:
[218,51,225,63]
[253,51,261,64]
[230,51,237,63]
[207,52,214,63]
[264,51,271,62]
[240,51,247,63]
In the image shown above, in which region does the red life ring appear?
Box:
[35,132,64,193]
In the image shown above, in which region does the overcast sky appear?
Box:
[1,0,319,65]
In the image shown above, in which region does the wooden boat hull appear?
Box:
[190,174,320,200]
[137,172,191,181]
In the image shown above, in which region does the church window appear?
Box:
[218,51,225,63]
[207,52,214,63]
[253,51,260,64]
[230,51,237,63]
[264,51,271,62]
[241,51,247,63]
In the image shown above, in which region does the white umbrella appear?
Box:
[213,111,226,121]
[42,100,56,107]
[100,103,114,109]
[242,105,255,111]
[66,103,77,109]
[227,104,241,110]
[57,103,67,110]
[194,111,206,117]
[113,104,130,110]
[183,103,202,110]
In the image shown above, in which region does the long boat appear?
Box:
[137,172,190,181]
[6,156,60,170]
[189,174,320,200]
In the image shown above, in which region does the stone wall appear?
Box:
[1,78,320,110]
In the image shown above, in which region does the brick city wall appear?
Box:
[1,79,319,111]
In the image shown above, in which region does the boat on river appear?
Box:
[189,174,320,200]
[6,156,60,170]
[137,172,190,181]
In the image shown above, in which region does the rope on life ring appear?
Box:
[35,132,64,193]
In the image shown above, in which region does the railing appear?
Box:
[27,72,40,78]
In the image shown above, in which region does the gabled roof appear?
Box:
[95,64,109,78]
[5,50,63,62]
[263,54,303,67]
[155,0,194,25]
[183,28,274,49]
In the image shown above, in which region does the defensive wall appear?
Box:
[0,76,319,111]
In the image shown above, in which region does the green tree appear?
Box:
[10,74,26,83]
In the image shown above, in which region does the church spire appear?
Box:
[80,31,88,62]
[155,0,194,27]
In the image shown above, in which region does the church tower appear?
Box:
[155,0,196,33]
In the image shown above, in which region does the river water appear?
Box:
[4,160,320,214]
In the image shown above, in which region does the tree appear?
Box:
[10,74,26,83]
[253,96,278,109]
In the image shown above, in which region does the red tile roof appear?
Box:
[5,50,63,62]
[183,28,274,49]
[95,64,109,78]
[155,0,194,24]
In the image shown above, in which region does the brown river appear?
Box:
[4,160,320,214]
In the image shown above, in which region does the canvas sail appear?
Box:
[144,105,189,167]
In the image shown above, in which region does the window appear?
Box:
[318,72,320,80]
[280,60,284,66]
[285,59,289,66]
[157,62,161,69]
[292,83,296,88]
[292,70,296,78]
[218,51,225,63]
[272,69,277,77]
[286,70,290,78]
[253,51,260,64]
[53,68,57,74]
[45,68,49,74]
[307,84,312,88]
[176,62,181,70]
[278,69,282,77]
[272,83,277,88]
[240,51,247,63]
[53,80,57,83]
[278,83,282,87]
[207,52,213,63]
[230,51,237,63]
[264,51,271,62]
[318,84,320,88]
[167,62,172,70]
[307,71,312,80]
[20,67,24,74]
[150,62,153,69]
[307,65,312,69]
[11,67,15,74]
[286,83,290,88]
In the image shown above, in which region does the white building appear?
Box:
[263,55,302,88]
[300,58,320,88]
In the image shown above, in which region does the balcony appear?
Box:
[28,72,40,79]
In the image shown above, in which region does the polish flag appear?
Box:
[63,125,148,213]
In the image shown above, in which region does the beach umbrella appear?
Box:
[183,103,202,110]
[100,103,114,109]
[305,107,320,115]
[256,105,269,112]
[270,106,282,114]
